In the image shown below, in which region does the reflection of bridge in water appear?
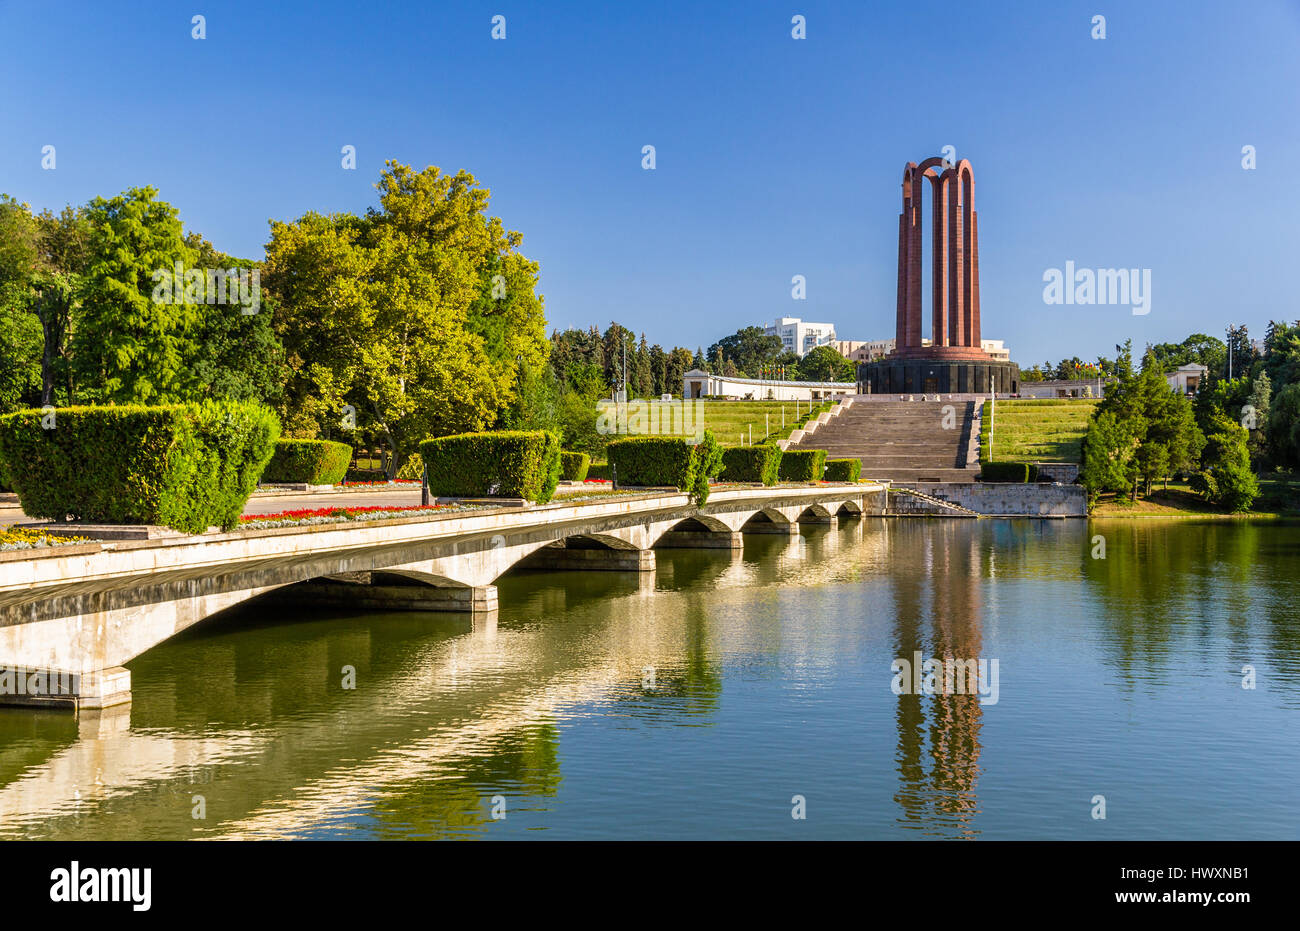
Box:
[0,484,882,709]
[0,512,1018,839]
[0,525,889,840]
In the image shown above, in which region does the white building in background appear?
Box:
[1166,363,1207,396]
[981,339,1010,361]
[766,317,837,357]
[682,369,855,402]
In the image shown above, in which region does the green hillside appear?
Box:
[981,399,1097,464]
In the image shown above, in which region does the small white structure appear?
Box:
[1020,379,1107,399]
[1166,363,1207,396]
[682,369,855,402]
[766,317,837,357]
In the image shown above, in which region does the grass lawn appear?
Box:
[1090,476,1300,518]
[695,399,833,446]
[981,399,1098,464]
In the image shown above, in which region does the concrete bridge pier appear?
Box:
[654,517,744,550]
[266,572,500,614]
[517,539,656,572]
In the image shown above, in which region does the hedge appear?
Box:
[419,430,561,503]
[981,461,1034,483]
[261,439,352,485]
[823,458,862,482]
[720,445,782,485]
[586,462,610,481]
[606,431,723,504]
[560,451,590,481]
[0,401,280,533]
[778,448,826,482]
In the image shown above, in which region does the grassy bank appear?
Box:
[1090,476,1300,518]
[982,399,1097,464]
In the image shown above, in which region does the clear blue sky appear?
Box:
[2,0,1297,364]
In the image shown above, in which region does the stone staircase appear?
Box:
[788,399,979,484]
[888,487,980,517]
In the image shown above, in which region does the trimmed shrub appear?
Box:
[981,461,1032,483]
[0,461,9,493]
[586,462,610,481]
[823,458,862,482]
[720,445,782,485]
[778,448,826,482]
[0,401,280,533]
[419,430,561,503]
[607,436,696,489]
[560,451,590,481]
[606,432,722,504]
[262,439,353,486]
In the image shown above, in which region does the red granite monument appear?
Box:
[864,157,1019,394]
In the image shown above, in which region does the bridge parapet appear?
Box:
[0,483,884,709]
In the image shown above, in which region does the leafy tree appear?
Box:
[265,163,544,475]
[706,326,782,377]
[796,344,855,382]
[1191,412,1258,511]
[1268,382,1300,470]
[1262,320,1300,390]
[184,234,285,405]
[1135,362,1203,495]
[1083,343,1203,501]
[1081,409,1139,505]
[71,187,199,403]
[1244,372,1271,467]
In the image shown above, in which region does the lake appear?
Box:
[1,517,1296,840]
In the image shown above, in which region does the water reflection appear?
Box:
[0,518,1297,839]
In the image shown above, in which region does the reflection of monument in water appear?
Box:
[863,157,1020,395]
[890,521,986,837]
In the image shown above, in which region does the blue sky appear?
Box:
[2,0,1297,364]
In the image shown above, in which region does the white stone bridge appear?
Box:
[0,484,883,709]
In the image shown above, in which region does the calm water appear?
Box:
[1,518,1297,840]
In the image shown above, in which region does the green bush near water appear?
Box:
[0,401,280,533]
[823,458,862,482]
[261,439,353,485]
[606,432,723,504]
[719,445,782,485]
[980,461,1038,483]
[778,448,826,482]
[560,451,591,481]
[419,430,561,503]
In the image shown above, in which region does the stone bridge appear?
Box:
[0,484,883,709]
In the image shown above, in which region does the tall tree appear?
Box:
[71,188,198,403]
[265,162,545,475]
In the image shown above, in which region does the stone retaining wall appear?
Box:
[904,482,1086,517]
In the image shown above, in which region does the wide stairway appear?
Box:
[790,399,979,483]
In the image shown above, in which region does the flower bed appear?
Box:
[238,504,456,530]
[337,479,421,486]
[0,526,92,551]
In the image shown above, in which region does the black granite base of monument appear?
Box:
[860,357,1020,395]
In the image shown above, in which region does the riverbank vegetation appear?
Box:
[1081,328,1300,515]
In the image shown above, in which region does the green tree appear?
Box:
[1191,412,1259,511]
[1081,409,1139,505]
[71,187,199,403]
[706,326,782,377]
[796,345,855,383]
[265,163,545,476]
[1268,382,1300,469]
